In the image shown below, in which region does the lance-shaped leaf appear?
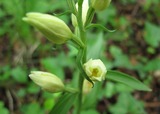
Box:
[106,70,151,91]
[49,92,78,114]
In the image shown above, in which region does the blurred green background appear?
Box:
[0,0,160,114]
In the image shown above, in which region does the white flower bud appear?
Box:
[23,13,73,44]
[83,59,107,81]
[29,71,65,93]
[91,0,111,11]
[71,0,89,27]
[83,79,93,94]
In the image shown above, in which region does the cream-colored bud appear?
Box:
[83,79,93,94]
[29,71,65,93]
[91,0,111,11]
[71,0,89,27]
[23,12,73,44]
[83,59,107,81]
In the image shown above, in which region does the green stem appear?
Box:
[76,49,84,114]
[72,35,85,48]
[64,87,79,93]
[76,1,85,114]
[66,0,77,15]
[77,0,86,63]
[85,7,95,27]
[76,49,93,86]
[77,73,83,114]
[75,0,94,113]
[77,0,85,43]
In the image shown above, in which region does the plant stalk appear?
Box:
[76,0,86,114]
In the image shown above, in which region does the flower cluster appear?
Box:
[23,0,111,94]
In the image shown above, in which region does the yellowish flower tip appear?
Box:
[22,17,28,22]
[83,59,107,81]
[71,0,89,27]
[23,12,73,44]
[29,71,65,93]
[83,79,94,94]
[91,0,111,11]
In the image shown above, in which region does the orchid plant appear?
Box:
[23,0,151,114]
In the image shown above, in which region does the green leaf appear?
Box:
[41,57,64,80]
[144,57,160,71]
[20,103,44,114]
[0,65,11,81]
[97,5,117,25]
[0,101,9,114]
[144,22,160,47]
[66,0,77,14]
[81,109,99,114]
[106,70,151,91]
[109,45,132,69]
[86,24,116,32]
[11,67,27,83]
[109,93,146,114]
[49,93,78,114]
[87,32,104,59]
[27,83,40,94]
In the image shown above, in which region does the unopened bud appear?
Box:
[83,59,107,81]
[29,71,65,93]
[91,0,111,11]
[83,79,93,94]
[23,13,73,44]
[71,0,89,27]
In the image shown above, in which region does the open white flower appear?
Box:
[83,59,107,81]
[29,71,65,93]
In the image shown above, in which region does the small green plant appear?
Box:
[0,101,9,114]
[23,0,151,114]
